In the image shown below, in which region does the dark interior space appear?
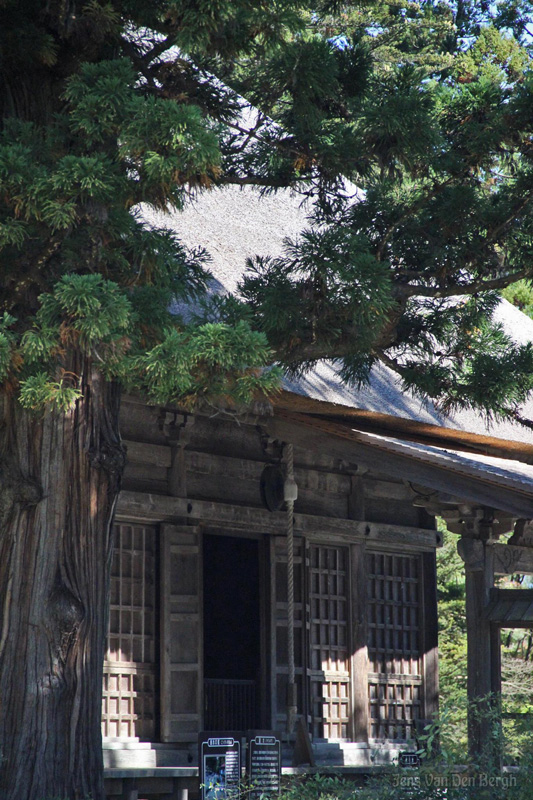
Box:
[203,534,262,730]
[203,534,261,681]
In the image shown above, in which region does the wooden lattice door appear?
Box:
[270,535,309,732]
[160,524,203,743]
[102,523,157,739]
[309,544,352,739]
[366,551,422,741]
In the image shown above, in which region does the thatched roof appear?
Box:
[141,185,533,451]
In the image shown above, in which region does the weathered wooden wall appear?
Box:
[118,397,436,532]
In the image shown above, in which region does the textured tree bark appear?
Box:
[0,357,125,800]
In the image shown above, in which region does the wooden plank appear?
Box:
[485,588,533,625]
[121,476,168,496]
[116,491,439,549]
[124,440,171,468]
[184,415,267,461]
[363,478,413,501]
[350,543,369,743]
[186,450,352,498]
[268,412,533,519]
[365,497,421,529]
[124,464,167,483]
[117,490,281,529]
[120,403,168,445]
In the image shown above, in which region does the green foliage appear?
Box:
[501,280,533,319]
[19,373,83,412]
[19,275,131,369]
[312,1,456,77]
[127,322,281,408]
[4,0,533,417]
[435,525,469,755]
[278,774,356,800]
[0,313,16,382]
[0,2,292,410]
[455,25,530,83]
[9,273,280,410]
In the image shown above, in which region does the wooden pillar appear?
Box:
[457,535,501,764]
[422,551,439,728]
[350,543,369,742]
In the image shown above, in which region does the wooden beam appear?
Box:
[116,491,439,550]
[267,412,533,519]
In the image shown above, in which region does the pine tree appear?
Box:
[3,2,533,798]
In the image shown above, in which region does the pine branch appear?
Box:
[139,35,180,66]
[224,119,305,160]
[400,269,529,300]
[508,410,533,432]
[219,174,302,188]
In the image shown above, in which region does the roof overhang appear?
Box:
[485,589,533,626]
[267,406,533,519]
[276,390,533,465]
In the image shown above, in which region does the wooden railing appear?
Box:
[204,679,258,731]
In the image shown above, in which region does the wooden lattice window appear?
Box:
[367,552,422,742]
[309,545,351,739]
[102,523,157,739]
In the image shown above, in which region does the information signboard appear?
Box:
[247,731,281,799]
[199,733,241,800]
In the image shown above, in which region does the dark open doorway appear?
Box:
[203,534,262,730]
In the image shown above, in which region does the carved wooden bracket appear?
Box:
[257,426,284,463]
[457,537,485,571]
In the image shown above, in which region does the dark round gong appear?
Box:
[260,464,286,512]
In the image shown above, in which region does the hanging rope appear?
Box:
[284,442,298,733]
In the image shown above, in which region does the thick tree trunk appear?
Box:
[0,358,125,800]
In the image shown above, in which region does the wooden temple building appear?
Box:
[102,188,533,798]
